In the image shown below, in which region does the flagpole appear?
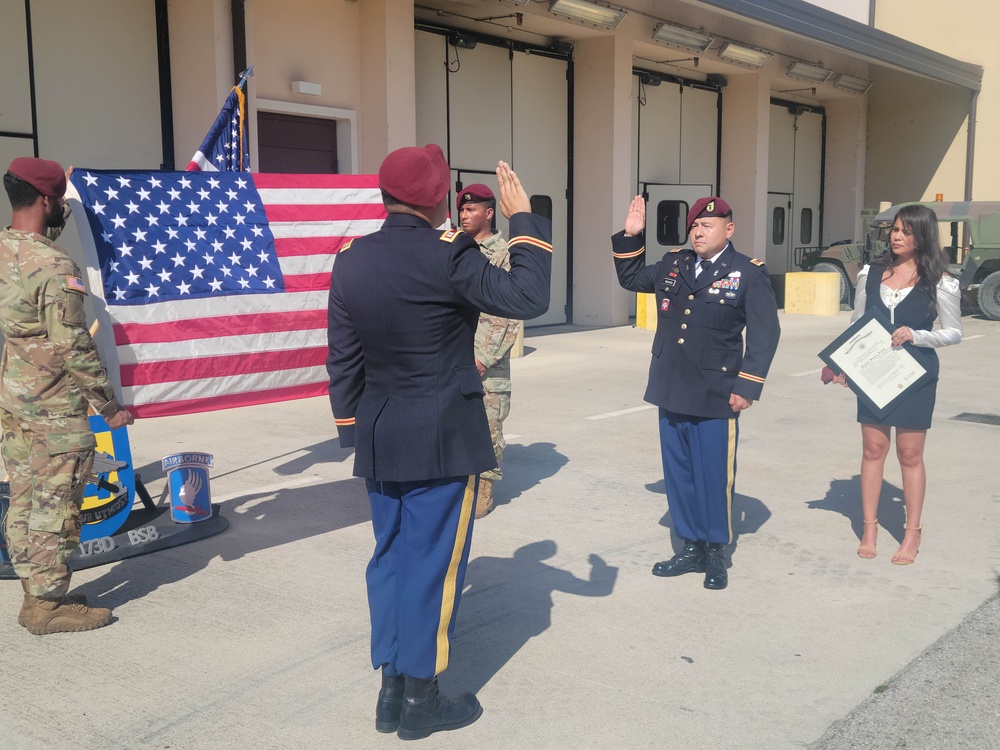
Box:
[237,64,255,91]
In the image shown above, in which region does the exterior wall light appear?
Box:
[652,22,715,53]
[548,0,627,30]
[832,74,873,94]
[717,42,772,69]
[787,61,832,83]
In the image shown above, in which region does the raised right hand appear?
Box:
[624,195,645,236]
[496,161,531,218]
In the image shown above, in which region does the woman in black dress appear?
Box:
[834,204,962,564]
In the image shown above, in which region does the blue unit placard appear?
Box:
[162,452,214,523]
[80,416,136,541]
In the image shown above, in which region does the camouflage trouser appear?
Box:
[480,390,510,483]
[0,409,95,599]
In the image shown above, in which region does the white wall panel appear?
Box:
[679,86,718,188]
[446,43,512,171]
[31,0,161,169]
[415,31,449,154]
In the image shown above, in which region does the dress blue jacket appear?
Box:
[328,211,552,481]
[612,232,780,419]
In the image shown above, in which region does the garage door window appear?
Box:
[656,200,689,246]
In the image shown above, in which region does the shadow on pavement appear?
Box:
[492,442,568,509]
[805,475,907,544]
[76,477,370,607]
[646,476,772,563]
[443,540,617,695]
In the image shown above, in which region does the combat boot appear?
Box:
[475,478,494,519]
[18,580,87,626]
[396,675,482,740]
[375,668,405,733]
[20,595,112,635]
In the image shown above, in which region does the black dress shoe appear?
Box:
[652,540,706,577]
[703,544,729,590]
[375,669,405,733]
[397,675,483,740]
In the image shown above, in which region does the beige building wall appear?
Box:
[873,1,997,202]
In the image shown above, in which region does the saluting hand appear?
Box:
[496,161,531,218]
[624,195,645,237]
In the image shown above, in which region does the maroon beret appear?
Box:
[457,183,495,209]
[378,144,450,207]
[7,157,66,198]
[686,196,732,232]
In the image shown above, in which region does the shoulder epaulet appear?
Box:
[440,228,461,243]
[669,248,683,253]
[340,238,355,253]
[750,258,765,266]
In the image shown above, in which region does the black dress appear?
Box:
[856,265,939,430]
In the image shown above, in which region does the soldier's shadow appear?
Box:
[74,477,370,608]
[805,475,907,544]
[646,478,771,563]
[442,540,617,696]
[492,442,568,510]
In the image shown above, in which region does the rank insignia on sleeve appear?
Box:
[66,275,87,294]
[440,228,461,243]
[669,248,682,253]
[340,238,355,253]
[750,258,765,266]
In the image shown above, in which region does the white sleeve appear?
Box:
[850,265,870,323]
[911,276,963,348]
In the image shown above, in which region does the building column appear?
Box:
[572,35,634,326]
[720,74,771,261]
[825,96,868,245]
[359,0,417,173]
[168,0,235,164]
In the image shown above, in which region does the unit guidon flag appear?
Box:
[68,170,385,418]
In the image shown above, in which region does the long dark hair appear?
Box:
[874,204,948,317]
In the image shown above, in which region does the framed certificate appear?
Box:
[819,308,932,418]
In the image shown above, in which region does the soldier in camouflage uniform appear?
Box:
[1,157,134,634]
[458,185,522,519]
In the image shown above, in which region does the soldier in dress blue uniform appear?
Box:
[612,196,780,590]
[326,144,552,739]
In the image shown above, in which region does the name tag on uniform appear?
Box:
[663,277,676,288]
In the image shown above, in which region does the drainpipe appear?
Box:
[965,91,977,201]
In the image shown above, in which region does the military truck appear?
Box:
[796,201,1000,319]
[794,208,877,305]
[867,201,1000,320]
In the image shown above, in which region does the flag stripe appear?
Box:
[276,254,335,276]
[113,309,327,345]
[124,365,328,406]
[121,346,327,386]
[263,203,388,222]
[274,236,353,256]
[108,290,330,325]
[117,329,326,364]
[252,174,380,189]
[268,219,384,238]
[130,382,328,419]
[284,273,335,292]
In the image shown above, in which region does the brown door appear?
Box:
[257,112,338,173]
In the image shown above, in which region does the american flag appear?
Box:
[67,170,385,418]
[186,86,249,172]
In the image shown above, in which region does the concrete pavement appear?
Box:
[1,310,998,749]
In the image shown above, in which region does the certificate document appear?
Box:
[819,308,932,418]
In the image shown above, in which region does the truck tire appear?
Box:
[812,262,850,306]
[978,271,1000,321]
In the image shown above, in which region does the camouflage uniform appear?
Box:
[474,231,521,484]
[0,228,121,599]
